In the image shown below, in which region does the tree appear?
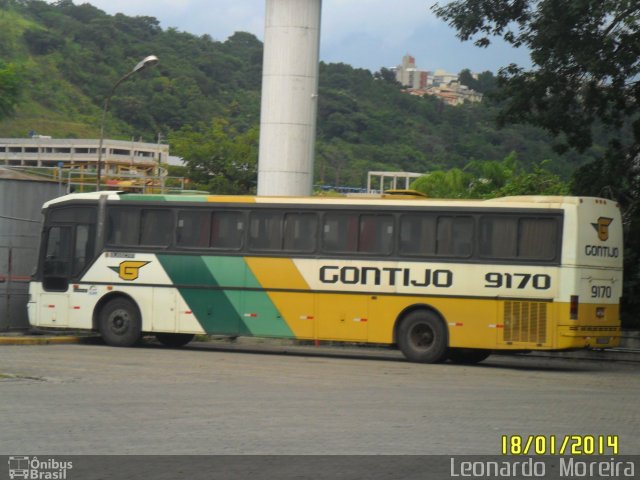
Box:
[458,69,477,89]
[493,161,570,197]
[433,0,639,326]
[0,61,21,120]
[433,1,639,160]
[412,168,470,198]
[411,153,568,198]
[316,139,353,187]
[23,28,65,55]
[169,119,258,194]
[459,69,497,95]
[373,67,401,86]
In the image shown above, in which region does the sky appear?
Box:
[74,0,531,74]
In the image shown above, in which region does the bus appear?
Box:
[27,192,623,363]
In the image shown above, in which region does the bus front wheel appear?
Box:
[155,333,195,348]
[98,298,142,347]
[397,310,448,363]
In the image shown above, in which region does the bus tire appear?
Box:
[397,310,448,363]
[98,298,142,347]
[155,333,195,348]
[447,348,491,364]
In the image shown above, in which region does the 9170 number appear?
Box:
[591,285,612,298]
[485,272,551,290]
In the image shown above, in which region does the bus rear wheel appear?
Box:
[397,310,448,363]
[447,348,491,364]
[98,298,142,347]
[155,333,195,348]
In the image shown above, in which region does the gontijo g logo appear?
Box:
[109,260,150,281]
[591,217,613,241]
[585,217,619,258]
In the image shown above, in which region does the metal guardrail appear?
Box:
[3,165,189,194]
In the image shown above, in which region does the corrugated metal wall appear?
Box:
[1,177,64,330]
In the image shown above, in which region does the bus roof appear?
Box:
[42,191,618,210]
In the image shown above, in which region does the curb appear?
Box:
[513,350,640,363]
[199,337,640,363]
[1,334,639,362]
[0,335,94,345]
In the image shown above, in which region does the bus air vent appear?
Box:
[503,301,548,344]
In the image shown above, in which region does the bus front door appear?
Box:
[39,225,73,327]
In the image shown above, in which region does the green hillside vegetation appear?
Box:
[0,0,612,193]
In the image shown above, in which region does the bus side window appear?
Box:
[249,211,282,251]
[42,226,74,291]
[437,216,473,257]
[479,216,558,261]
[479,216,518,258]
[519,218,557,260]
[177,211,210,247]
[72,224,95,276]
[399,215,436,256]
[107,208,139,246]
[283,213,317,252]
[140,209,173,246]
[43,226,72,276]
[211,211,244,249]
[322,213,357,253]
[359,215,393,254]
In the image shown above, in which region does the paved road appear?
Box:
[1,341,639,455]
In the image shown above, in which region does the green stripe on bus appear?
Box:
[120,195,168,201]
[157,255,292,337]
[121,195,210,202]
[241,262,294,338]
[157,254,248,335]
[198,256,293,337]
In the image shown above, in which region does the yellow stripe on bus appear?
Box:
[245,257,315,339]
[206,195,257,203]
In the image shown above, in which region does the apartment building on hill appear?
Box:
[392,54,482,105]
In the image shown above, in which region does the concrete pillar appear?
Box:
[257,0,322,196]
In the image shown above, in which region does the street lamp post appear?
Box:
[96,55,159,190]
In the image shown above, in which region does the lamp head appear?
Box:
[133,55,159,73]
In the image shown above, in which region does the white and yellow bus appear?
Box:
[28,192,623,363]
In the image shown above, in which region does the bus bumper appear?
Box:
[557,325,621,349]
